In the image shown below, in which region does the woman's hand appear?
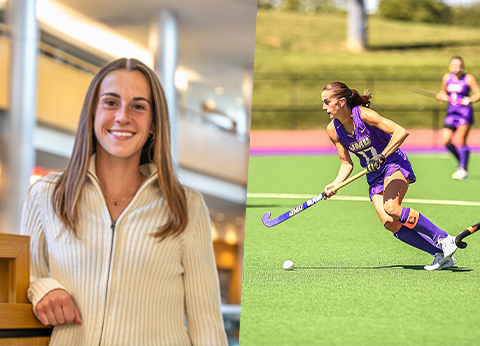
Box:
[324,182,338,199]
[436,93,448,103]
[367,154,386,172]
[35,289,82,326]
[461,96,471,106]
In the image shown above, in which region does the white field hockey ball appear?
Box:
[283,260,294,270]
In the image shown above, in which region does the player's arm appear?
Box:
[361,107,408,158]
[21,182,82,326]
[466,74,480,103]
[324,121,354,198]
[436,74,449,102]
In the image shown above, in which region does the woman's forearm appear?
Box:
[382,128,408,158]
[333,162,354,185]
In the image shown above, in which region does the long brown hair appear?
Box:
[52,58,188,241]
[323,82,372,108]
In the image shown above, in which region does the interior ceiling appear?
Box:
[53,0,258,95]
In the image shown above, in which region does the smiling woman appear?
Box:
[20,58,228,346]
[95,70,154,162]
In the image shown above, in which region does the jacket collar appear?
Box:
[87,154,158,182]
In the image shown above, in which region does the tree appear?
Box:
[378,0,451,24]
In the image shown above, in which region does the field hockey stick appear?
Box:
[411,86,438,99]
[455,221,480,249]
[262,168,368,227]
[411,86,470,105]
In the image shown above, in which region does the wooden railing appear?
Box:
[0,233,52,345]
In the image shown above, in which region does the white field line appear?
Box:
[247,193,480,207]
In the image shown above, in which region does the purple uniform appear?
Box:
[445,73,474,128]
[334,106,416,199]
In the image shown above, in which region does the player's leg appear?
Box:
[371,175,441,257]
[372,194,441,255]
[382,171,458,258]
[455,123,470,179]
[441,126,459,163]
[382,170,409,220]
[372,194,401,232]
[373,172,455,270]
[383,171,458,256]
[382,172,443,252]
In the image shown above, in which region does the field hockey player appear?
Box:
[322,82,458,271]
[436,56,480,180]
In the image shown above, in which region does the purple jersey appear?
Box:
[445,73,474,125]
[334,106,416,199]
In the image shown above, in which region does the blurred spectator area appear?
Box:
[251,74,480,136]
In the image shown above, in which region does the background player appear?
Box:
[436,56,480,180]
[322,82,457,271]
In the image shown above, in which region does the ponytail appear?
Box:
[323,82,372,108]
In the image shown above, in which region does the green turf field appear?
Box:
[240,153,480,346]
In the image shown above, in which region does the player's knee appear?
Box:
[442,135,452,146]
[383,201,401,219]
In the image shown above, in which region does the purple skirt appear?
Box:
[444,113,474,128]
[368,162,416,200]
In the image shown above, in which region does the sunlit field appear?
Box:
[240,153,480,345]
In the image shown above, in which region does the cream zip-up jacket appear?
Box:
[21,156,228,346]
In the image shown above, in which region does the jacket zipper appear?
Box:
[98,220,116,346]
[86,169,156,345]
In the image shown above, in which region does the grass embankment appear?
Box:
[253,10,480,130]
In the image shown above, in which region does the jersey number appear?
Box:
[357,147,378,163]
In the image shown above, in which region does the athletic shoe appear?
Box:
[433,256,456,271]
[438,234,457,258]
[451,168,461,178]
[424,253,456,271]
[452,168,469,180]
